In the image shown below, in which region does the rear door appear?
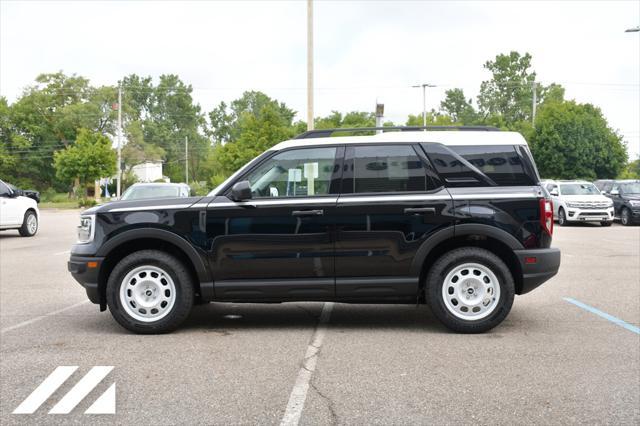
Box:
[334,144,453,300]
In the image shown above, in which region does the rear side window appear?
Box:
[451,145,535,186]
[344,145,433,193]
[423,143,536,187]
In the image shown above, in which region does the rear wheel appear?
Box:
[557,208,568,226]
[621,208,632,226]
[426,247,515,333]
[106,250,194,334]
[18,210,38,237]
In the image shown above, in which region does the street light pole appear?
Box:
[306,0,314,130]
[412,83,435,128]
[116,83,122,199]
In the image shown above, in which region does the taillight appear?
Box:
[540,198,553,236]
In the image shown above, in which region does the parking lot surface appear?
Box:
[1,210,638,425]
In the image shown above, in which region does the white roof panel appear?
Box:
[272,130,528,151]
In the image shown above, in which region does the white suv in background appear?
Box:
[0,179,39,236]
[543,180,614,226]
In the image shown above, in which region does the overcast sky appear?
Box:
[1,0,639,157]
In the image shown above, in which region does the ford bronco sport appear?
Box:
[68,126,561,334]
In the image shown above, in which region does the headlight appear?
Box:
[630,200,640,207]
[607,201,614,207]
[566,203,580,208]
[77,215,95,243]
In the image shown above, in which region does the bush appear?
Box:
[189,181,210,196]
[77,198,98,208]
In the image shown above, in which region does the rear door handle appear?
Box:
[292,209,324,217]
[404,207,436,215]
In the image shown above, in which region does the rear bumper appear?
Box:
[514,248,561,295]
[68,255,104,304]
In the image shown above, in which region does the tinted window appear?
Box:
[451,145,535,186]
[244,147,338,198]
[348,145,427,193]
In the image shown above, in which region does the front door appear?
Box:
[206,146,343,301]
[334,144,453,300]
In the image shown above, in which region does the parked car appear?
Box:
[68,126,561,334]
[6,183,40,203]
[120,183,191,201]
[0,178,40,237]
[601,180,640,226]
[542,180,614,226]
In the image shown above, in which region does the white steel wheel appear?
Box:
[119,265,177,322]
[441,262,501,321]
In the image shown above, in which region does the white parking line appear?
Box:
[0,300,89,334]
[280,302,334,426]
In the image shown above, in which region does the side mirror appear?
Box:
[230,180,252,201]
[610,189,619,196]
[549,189,559,196]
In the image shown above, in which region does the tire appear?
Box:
[621,208,632,226]
[18,210,38,237]
[600,221,612,227]
[106,250,194,334]
[557,208,568,226]
[425,247,515,333]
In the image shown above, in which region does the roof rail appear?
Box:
[294,125,500,140]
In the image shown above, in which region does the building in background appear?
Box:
[131,161,166,183]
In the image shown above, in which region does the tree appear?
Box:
[531,101,627,179]
[440,89,478,124]
[619,158,640,179]
[406,110,456,126]
[209,91,295,144]
[53,128,116,195]
[477,51,538,124]
[215,103,294,176]
[121,121,165,174]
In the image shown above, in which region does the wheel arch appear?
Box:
[96,229,213,309]
[412,224,524,296]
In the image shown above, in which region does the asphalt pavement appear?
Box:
[1,209,638,425]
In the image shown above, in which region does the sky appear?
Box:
[1,0,639,158]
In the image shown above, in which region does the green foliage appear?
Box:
[531,101,627,179]
[440,89,478,124]
[53,129,116,194]
[406,111,456,126]
[619,159,640,179]
[215,103,295,176]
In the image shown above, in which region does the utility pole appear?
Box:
[306,0,314,130]
[116,83,122,198]
[531,81,537,125]
[412,83,435,129]
[185,136,188,184]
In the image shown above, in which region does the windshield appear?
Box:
[620,182,640,194]
[560,183,600,196]
[121,185,180,200]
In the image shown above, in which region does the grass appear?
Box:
[39,192,81,209]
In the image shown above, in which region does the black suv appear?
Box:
[597,179,640,226]
[68,126,561,334]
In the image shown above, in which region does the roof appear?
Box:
[272,130,528,151]
[129,182,188,187]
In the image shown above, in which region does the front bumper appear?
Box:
[565,207,614,222]
[68,255,104,305]
[514,248,561,295]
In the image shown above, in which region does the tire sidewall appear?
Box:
[20,211,38,236]
[106,251,193,333]
[427,248,515,333]
[621,208,631,226]
[558,208,567,226]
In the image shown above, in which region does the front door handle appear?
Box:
[292,209,324,217]
[404,207,436,215]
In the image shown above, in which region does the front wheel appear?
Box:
[600,221,612,227]
[621,208,632,226]
[18,210,38,237]
[557,208,568,226]
[426,247,515,333]
[106,250,194,334]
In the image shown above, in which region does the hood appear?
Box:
[82,196,204,215]
[562,194,611,203]
[622,194,640,201]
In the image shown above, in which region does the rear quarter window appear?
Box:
[422,143,537,187]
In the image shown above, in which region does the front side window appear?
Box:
[244,147,338,198]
